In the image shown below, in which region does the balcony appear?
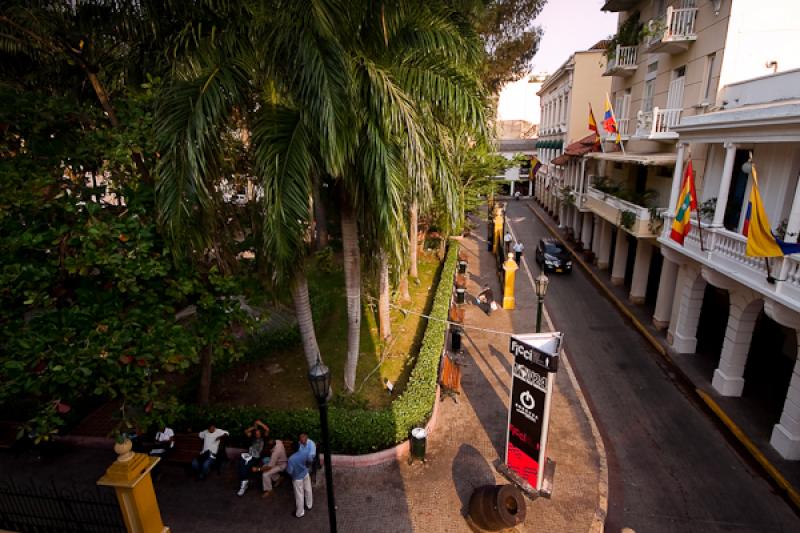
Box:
[644,7,698,54]
[601,117,632,142]
[634,107,681,140]
[604,45,638,77]
[584,186,666,238]
[659,217,800,315]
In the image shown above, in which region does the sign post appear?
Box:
[504,332,562,494]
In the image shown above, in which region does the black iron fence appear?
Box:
[0,478,125,533]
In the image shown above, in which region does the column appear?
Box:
[581,212,593,249]
[653,256,678,329]
[784,179,800,243]
[597,220,613,270]
[611,227,630,285]
[591,215,601,255]
[510,181,515,196]
[668,142,688,215]
[712,142,738,227]
[771,337,800,460]
[572,206,582,239]
[712,291,762,396]
[528,180,533,196]
[629,240,654,304]
[667,264,706,353]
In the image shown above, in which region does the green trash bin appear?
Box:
[409,427,427,464]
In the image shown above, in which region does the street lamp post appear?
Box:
[308,357,337,533]
[534,272,550,333]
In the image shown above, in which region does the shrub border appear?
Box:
[173,242,460,455]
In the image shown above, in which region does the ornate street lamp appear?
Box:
[308,356,337,533]
[534,272,550,333]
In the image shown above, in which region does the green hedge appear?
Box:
[179,242,459,454]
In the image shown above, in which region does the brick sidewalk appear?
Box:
[0,210,604,532]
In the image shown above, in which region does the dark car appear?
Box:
[535,238,573,274]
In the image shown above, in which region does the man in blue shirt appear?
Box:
[286,448,313,518]
[298,433,316,464]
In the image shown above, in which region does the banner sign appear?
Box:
[505,332,562,491]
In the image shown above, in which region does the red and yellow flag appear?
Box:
[588,104,600,144]
[670,161,697,245]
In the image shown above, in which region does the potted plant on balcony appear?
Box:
[605,12,643,61]
[619,210,636,231]
[648,207,665,234]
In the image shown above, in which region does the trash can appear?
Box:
[455,287,466,304]
[451,327,462,352]
[458,260,468,274]
[468,484,526,531]
[408,427,427,464]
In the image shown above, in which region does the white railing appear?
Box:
[606,45,638,72]
[646,7,698,48]
[636,107,680,138]
[618,118,631,137]
[586,186,651,219]
[666,6,698,40]
[660,216,800,313]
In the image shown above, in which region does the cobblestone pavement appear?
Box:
[0,209,603,532]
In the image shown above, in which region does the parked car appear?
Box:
[535,238,572,274]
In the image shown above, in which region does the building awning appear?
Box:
[584,151,677,166]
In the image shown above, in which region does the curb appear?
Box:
[526,201,800,514]
[506,215,609,533]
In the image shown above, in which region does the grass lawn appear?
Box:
[211,250,442,411]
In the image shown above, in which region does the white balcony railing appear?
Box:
[660,216,800,314]
[585,186,666,236]
[618,118,631,137]
[645,7,698,52]
[605,45,638,76]
[635,107,681,139]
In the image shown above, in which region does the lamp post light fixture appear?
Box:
[308,357,337,533]
[534,272,550,333]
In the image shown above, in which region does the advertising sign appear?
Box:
[505,332,562,491]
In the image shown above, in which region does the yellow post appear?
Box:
[492,212,504,255]
[97,440,169,533]
[503,252,519,310]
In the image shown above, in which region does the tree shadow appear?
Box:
[452,443,497,518]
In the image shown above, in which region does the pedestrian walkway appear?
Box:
[0,210,605,532]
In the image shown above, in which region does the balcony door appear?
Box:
[723,149,753,232]
[667,66,686,110]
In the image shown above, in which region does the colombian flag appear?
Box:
[670,161,697,245]
[588,104,600,144]
[743,163,800,257]
[603,96,620,144]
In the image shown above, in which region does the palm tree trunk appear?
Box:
[409,199,419,278]
[312,174,328,249]
[340,197,361,392]
[292,271,320,368]
[197,345,212,406]
[399,272,411,302]
[378,248,391,339]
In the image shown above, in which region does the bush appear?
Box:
[176,243,460,454]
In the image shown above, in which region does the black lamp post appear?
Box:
[534,272,550,333]
[308,357,337,533]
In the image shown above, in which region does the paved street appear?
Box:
[505,199,800,532]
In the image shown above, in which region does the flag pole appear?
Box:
[606,92,625,155]
[689,156,705,252]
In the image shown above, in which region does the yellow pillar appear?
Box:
[97,441,169,533]
[503,252,519,310]
[492,212,504,255]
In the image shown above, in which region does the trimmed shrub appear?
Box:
[178,243,460,454]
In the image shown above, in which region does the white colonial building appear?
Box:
[655,69,800,460]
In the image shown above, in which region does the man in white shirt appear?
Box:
[260,439,288,497]
[191,422,229,480]
[149,425,175,456]
[513,241,524,265]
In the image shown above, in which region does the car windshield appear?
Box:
[543,243,565,255]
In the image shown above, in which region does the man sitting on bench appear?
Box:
[191,422,228,480]
[258,439,288,498]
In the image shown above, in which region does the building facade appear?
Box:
[534,42,611,223]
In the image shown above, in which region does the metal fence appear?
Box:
[0,478,125,533]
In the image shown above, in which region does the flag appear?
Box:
[744,163,800,257]
[603,96,621,144]
[530,157,542,177]
[588,104,600,144]
[670,161,697,245]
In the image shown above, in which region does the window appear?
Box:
[701,53,717,103]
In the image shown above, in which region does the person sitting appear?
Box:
[286,448,313,518]
[258,438,288,498]
[237,420,269,496]
[191,422,228,481]
[149,425,175,457]
[477,284,496,316]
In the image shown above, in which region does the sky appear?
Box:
[496,0,618,124]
